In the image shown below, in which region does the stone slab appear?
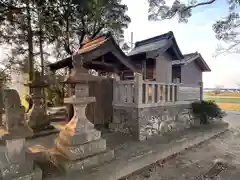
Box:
[58,129,101,145]
[27,127,59,139]
[11,165,42,180]
[0,159,34,179]
[56,138,107,161]
[5,139,26,163]
[0,126,33,141]
[37,123,228,180]
[48,149,114,173]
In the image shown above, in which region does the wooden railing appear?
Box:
[113,74,178,106]
[141,82,178,104]
[113,81,178,105]
[113,74,202,107]
[113,80,135,105]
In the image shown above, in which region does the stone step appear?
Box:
[56,138,107,161]
[11,166,42,180]
[48,149,114,173]
[58,129,101,145]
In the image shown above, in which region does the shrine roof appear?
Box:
[48,33,138,72]
[172,52,211,72]
[128,31,184,60]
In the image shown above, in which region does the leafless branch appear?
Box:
[185,0,216,11]
[214,40,240,57]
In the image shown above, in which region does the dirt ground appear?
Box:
[123,112,240,180]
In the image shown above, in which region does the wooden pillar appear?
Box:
[199,81,203,101]
[142,59,147,80]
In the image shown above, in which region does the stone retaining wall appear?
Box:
[110,103,200,140]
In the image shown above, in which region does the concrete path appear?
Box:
[126,111,240,180]
[39,122,227,180]
[20,114,229,180]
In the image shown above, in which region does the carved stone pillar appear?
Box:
[0,89,42,179]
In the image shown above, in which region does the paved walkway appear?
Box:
[125,112,240,180]
[37,123,226,180]
[20,116,228,180]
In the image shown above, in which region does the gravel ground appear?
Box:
[123,112,240,180]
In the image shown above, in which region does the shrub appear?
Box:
[192,100,226,124]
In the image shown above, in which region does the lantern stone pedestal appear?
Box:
[47,64,114,173]
[25,78,58,137]
[0,89,42,180]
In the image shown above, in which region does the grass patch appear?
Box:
[204,96,240,104]
[204,92,240,97]
[216,103,240,112]
[204,93,240,111]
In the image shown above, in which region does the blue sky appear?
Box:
[123,0,240,88]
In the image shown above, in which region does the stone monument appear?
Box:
[25,73,55,134]
[48,56,114,173]
[0,89,42,179]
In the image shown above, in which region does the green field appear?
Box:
[204,93,240,111]
[204,95,240,104]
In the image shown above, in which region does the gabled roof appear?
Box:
[48,32,139,72]
[128,31,184,60]
[172,52,211,72]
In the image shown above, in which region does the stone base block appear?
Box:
[0,160,36,179]
[58,129,101,145]
[28,127,59,139]
[48,149,114,173]
[56,138,107,160]
[11,166,42,180]
[0,126,33,141]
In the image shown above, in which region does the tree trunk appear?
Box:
[38,12,46,110]
[26,0,34,93]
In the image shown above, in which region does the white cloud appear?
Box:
[123,0,240,88]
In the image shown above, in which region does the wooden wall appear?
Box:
[86,78,113,125]
[178,84,201,101]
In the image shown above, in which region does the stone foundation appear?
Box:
[110,103,200,140]
[109,107,139,137]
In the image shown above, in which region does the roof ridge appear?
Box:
[183,52,198,56]
[80,32,111,48]
[135,31,173,47]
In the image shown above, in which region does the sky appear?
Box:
[0,0,239,88]
[122,0,240,88]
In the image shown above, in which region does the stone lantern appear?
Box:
[25,73,50,132]
[61,59,100,134]
[52,56,114,173]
